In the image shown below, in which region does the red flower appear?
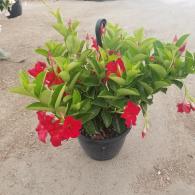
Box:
[36,123,48,143]
[177,102,191,113]
[179,43,186,55]
[141,131,146,139]
[28,61,46,77]
[36,111,54,143]
[108,50,121,57]
[91,37,99,51]
[106,58,125,79]
[141,127,148,139]
[149,55,155,62]
[45,71,64,87]
[63,116,82,139]
[121,101,141,128]
[35,112,82,147]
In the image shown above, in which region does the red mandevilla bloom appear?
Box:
[179,43,187,55]
[28,61,46,77]
[177,102,191,113]
[36,112,82,147]
[149,55,155,62]
[106,58,125,79]
[45,71,64,87]
[91,37,99,51]
[63,116,82,139]
[121,101,141,128]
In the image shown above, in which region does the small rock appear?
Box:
[166,176,170,181]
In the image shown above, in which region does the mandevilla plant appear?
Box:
[11,10,195,147]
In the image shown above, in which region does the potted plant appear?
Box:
[11,10,195,160]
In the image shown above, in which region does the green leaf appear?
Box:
[112,115,127,133]
[80,100,91,113]
[63,95,72,103]
[67,61,81,71]
[53,23,67,37]
[139,81,153,94]
[55,85,66,108]
[10,87,32,97]
[26,102,54,112]
[79,107,101,124]
[109,76,126,85]
[19,71,29,90]
[87,58,102,76]
[172,80,183,89]
[98,90,118,100]
[51,84,64,107]
[72,90,81,104]
[101,111,112,128]
[34,72,46,97]
[117,88,140,96]
[154,81,170,90]
[133,54,146,63]
[149,64,167,78]
[134,28,144,42]
[40,90,53,105]
[56,106,68,116]
[35,48,48,57]
[176,34,189,47]
[92,98,108,107]
[52,9,63,23]
[59,71,70,82]
[71,20,80,31]
[82,76,100,87]
[66,35,80,53]
[69,72,80,90]
[83,120,96,135]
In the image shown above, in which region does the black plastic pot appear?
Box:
[78,128,131,161]
[7,0,22,19]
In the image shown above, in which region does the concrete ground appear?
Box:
[0,0,195,194]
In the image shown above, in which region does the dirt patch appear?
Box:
[132,156,195,194]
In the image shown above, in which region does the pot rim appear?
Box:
[79,127,131,143]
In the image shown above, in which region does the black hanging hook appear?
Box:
[95,19,107,48]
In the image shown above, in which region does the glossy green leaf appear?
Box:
[53,23,67,37]
[19,71,29,90]
[72,90,81,104]
[139,81,153,94]
[10,86,32,97]
[69,72,80,90]
[51,84,64,107]
[83,120,96,135]
[176,34,189,47]
[35,48,48,57]
[149,64,167,78]
[101,111,112,128]
[79,107,101,124]
[109,76,126,85]
[34,72,46,97]
[154,81,170,90]
[117,88,140,96]
[59,71,70,82]
[55,85,66,108]
[40,90,53,105]
[63,95,72,103]
[26,102,54,112]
